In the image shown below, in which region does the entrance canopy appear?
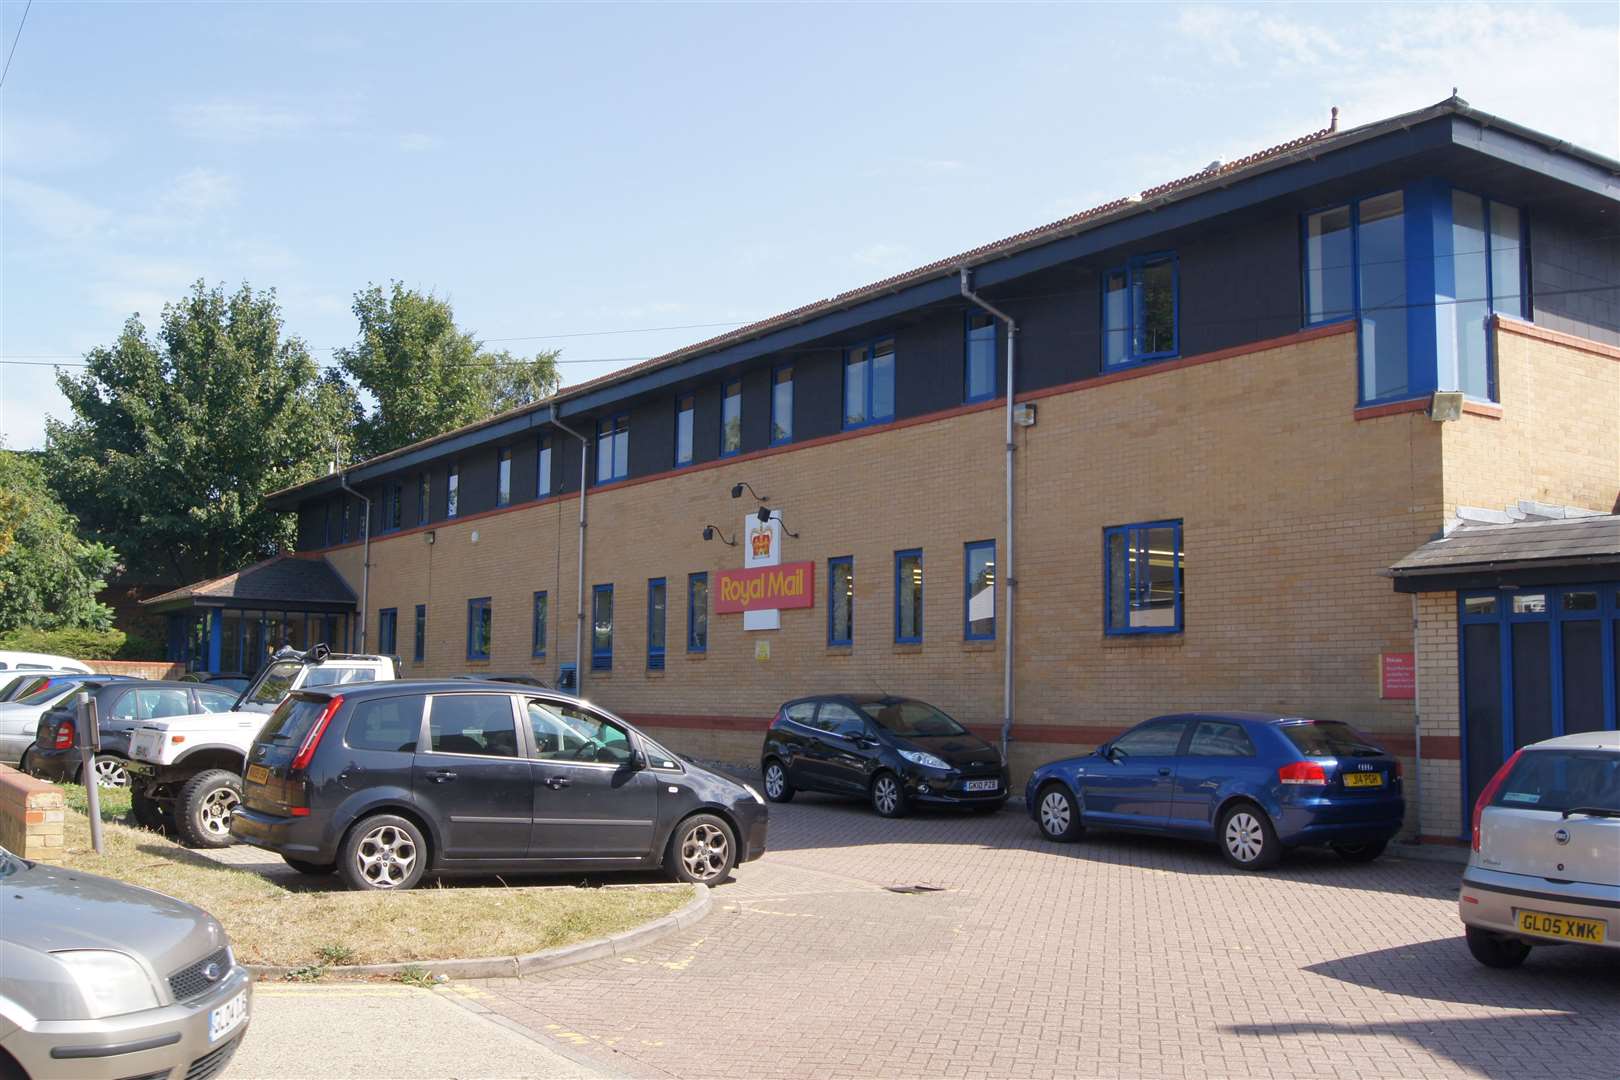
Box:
[143,555,358,672]
[1388,512,1620,593]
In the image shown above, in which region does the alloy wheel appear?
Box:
[1224,811,1265,863]
[356,824,418,888]
[95,758,130,789]
[679,822,730,882]
[1039,791,1071,836]
[198,787,239,838]
[764,763,785,799]
[873,776,899,815]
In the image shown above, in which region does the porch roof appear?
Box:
[142,555,358,612]
[1389,513,1620,593]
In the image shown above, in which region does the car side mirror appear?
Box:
[628,749,648,770]
[1104,745,1123,763]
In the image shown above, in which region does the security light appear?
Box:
[1429,391,1464,422]
[731,481,769,503]
[757,506,771,525]
[702,525,737,546]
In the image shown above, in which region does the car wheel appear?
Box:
[1465,926,1531,969]
[666,813,736,886]
[761,759,795,803]
[175,770,242,849]
[282,856,335,875]
[870,771,910,818]
[18,746,35,777]
[131,788,170,831]
[1331,838,1389,864]
[93,755,131,789]
[1218,802,1281,870]
[1036,783,1083,841]
[338,815,427,891]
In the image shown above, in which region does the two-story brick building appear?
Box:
[149,97,1620,841]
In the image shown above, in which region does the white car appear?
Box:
[0,650,93,674]
[126,646,398,847]
[0,676,123,766]
[0,670,78,703]
[1459,730,1620,967]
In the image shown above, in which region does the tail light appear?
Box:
[1471,748,1524,852]
[53,721,75,750]
[289,696,344,774]
[1278,760,1327,785]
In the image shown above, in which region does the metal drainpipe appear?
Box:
[1410,593,1423,841]
[959,269,1018,761]
[549,406,591,697]
[336,471,372,652]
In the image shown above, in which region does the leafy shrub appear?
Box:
[0,626,127,660]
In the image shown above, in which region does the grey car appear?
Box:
[0,845,252,1079]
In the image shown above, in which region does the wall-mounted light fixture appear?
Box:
[1429,391,1464,422]
[424,530,436,546]
[731,481,769,503]
[702,525,737,546]
[755,506,800,538]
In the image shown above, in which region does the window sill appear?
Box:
[892,643,924,655]
[465,658,491,665]
[1101,633,1183,647]
[961,639,996,653]
[645,669,665,679]
[825,644,853,656]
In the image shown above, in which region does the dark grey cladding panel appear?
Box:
[456,445,500,517]
[792,349,844,442]
[1531,204,1620,347]
[1010,262,1097,390]
[1178,215,1303,355]
[896,309,966,418]
[555,429,584,493]
[508,437,538,506]
[690,382,722,465]
[629,394,672,478]
[740,365,772,453]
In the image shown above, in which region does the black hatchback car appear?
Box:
[28,679,240,789]
[761,695,1009,817]
[230,681,767,891]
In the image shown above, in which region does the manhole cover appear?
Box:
[885,883,948,894]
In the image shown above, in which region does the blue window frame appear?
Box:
[447,464,460,518]
[687,573,708,652]
[894,549,923,644]
[1102,252,1179,368]
[413,604,426,663]
[536,435,552,497]
[675,395,694,466]
[388,480,404,531]
[843,338,896,430]
[964,314,997,403]
[531,591,547,658]
[466,596,492,660]
[378,608,398,655]
[720,380,742,457]
[591,585,614,670]
[1104,521,1184,635]
[496,447,512,507]
[417,472,429,524]
[964,541,996,641]
[770,365,794,445]
[647,578,667,670]
[1304,191,1409,404]
[828,556,854,646]
[596,414,629,484]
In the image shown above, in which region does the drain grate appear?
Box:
[885,883,948,894]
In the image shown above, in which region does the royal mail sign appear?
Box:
[715,561,816,614]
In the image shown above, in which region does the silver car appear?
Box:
[1459,730,1620,967]
[0,845,252,1078]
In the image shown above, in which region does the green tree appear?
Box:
[337,283,559,458]
[45,282,356,584]
[0,448,118,632]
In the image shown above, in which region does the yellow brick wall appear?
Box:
[329,327,1439,776]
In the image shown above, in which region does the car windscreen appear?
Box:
[304,667,378,687]
[859,700,968,738]
[15,679,80,707]
[246,661,303,706]
[257,697,329,747]
[1280,721,1386,757]
[1493,750,1620,815]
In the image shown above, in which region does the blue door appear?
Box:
[1083,718,1189,827]
[1167,718,1262,835]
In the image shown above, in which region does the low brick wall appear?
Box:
[0,765,65,858]
[88,659,184,680]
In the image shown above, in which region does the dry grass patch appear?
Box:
[44,785,693,968]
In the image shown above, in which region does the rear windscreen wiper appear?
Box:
[1561,806,1620,819]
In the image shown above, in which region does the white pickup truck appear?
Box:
[127,646,399,847]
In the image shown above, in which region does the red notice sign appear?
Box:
[1380,652,1415,700]
[714,561,816,614]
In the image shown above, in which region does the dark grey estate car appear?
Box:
[230,681,768,890]
[0,846,252,1080]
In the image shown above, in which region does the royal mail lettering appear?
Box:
[714,561,816,614]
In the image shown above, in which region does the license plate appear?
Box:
[1517,909,1607,944]
[209,990,249,1043]
[131,731,159,762]
[245,764,270,785]
[963,779,999,793]
[1343,772,1384,788]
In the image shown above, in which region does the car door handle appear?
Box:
[545,776,571,790]
[1158,767,1172,776]
[429,770,457,783]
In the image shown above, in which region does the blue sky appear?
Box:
[3,1,1616,450]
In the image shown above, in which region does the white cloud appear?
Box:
[1,176,113,241]
[0,116,113,172]
[398,132,440,153]
[170,98,358,143]
[162,168,240,215]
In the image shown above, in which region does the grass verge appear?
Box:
[44,783,693,970]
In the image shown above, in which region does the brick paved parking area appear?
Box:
[470,786,1619,1080]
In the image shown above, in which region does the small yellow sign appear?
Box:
[754,640,771,662]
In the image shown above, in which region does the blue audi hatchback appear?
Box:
[1024,713,1404,869]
